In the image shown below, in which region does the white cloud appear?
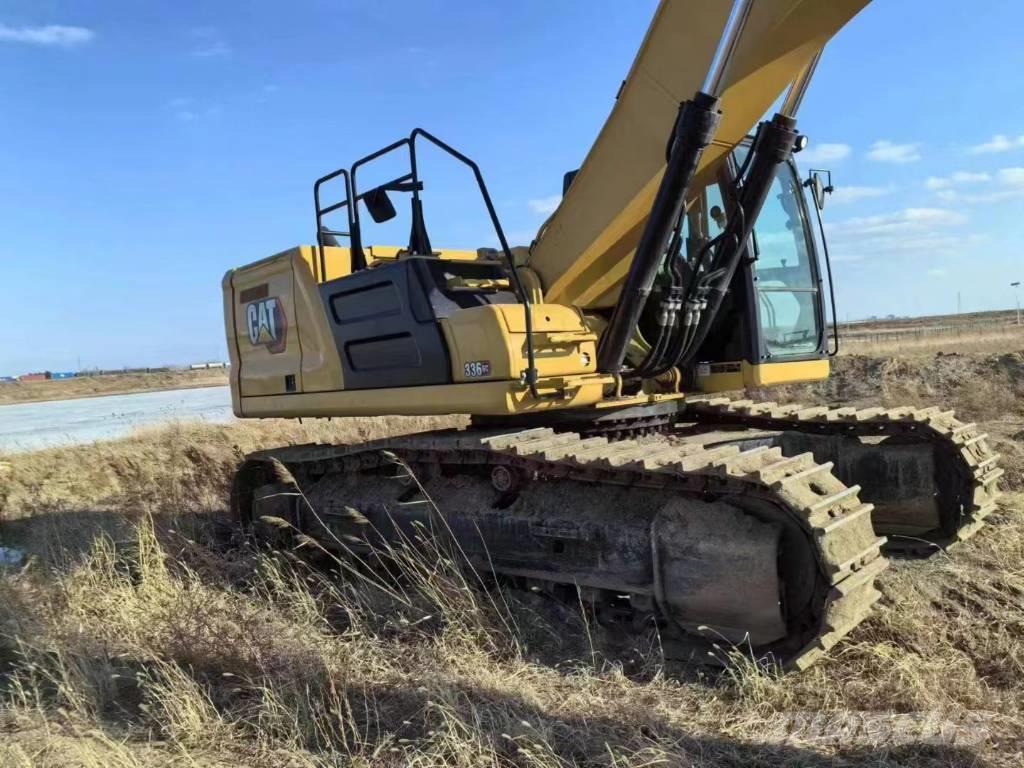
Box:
[798,142,851,164]
[928,167,1024,204]
[969,134,1024,154]
[190,27,230,57]
[0,23,94,46]
[831,207,966,235]
[528,195,561,215]
[925,171,991,190]
[167,96,222,122]
[255,84,280,104]
[943,189,1015,205]
[167,97,195,121]
[927,268,947,278]
[829,185,892,205]
[192,41,230,57]
[998,167,1024,187]
[826,207,970,263]
[867,140,921,164]
[950,170,989,184]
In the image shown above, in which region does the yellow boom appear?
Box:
[528,0,869,309]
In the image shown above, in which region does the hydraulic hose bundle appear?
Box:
[598,110,801,384]
[647,113,800,379]
[595,92,722,376]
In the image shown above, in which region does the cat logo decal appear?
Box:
[245,297,288,354]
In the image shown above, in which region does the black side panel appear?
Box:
[319,261,451,389]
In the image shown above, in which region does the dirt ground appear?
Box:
[0,348,1022,767]
[0,368,229,405]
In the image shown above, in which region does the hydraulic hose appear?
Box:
[596,91,722,376]
[671,112,801,372]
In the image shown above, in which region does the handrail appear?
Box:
[408,129,538,397]
[313,167,353,282]
[313,129,539,397]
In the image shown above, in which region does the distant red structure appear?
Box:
[18,372,49,382]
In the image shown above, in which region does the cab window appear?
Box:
[750,162,821,357]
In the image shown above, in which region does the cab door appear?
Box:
[747,158,826,362]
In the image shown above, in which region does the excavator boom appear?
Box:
[529,0,869,310]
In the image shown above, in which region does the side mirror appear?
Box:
[364,187,397,223]
[805,170,834,211]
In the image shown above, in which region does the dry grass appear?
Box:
[840,325,1024,358]
[0,369,229,405]
[0,415,461,521]
[1,355,1023,766]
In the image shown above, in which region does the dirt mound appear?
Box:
[766,351,1024,425]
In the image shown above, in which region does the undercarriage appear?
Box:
[230,397,1000,670]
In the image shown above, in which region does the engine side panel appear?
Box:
[224,245,619,418]
[319,259,453,390]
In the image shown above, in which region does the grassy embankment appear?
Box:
[0,369,228,405]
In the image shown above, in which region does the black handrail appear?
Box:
[349,136,413,270]
[313,167,353,282]
[314,129,539,397]
[407,129,538,396]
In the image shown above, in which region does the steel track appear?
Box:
[687,398,1003,553]
[233,425,886,670]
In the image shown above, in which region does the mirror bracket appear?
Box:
[803,168,834,210]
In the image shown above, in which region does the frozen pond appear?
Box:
[0,385,234,453]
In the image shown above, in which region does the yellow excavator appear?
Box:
[222,0,1002,668]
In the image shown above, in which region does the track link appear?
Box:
[234,427,887,670]
[688,398,1003,553]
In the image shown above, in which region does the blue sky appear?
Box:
[2,0,1024,374]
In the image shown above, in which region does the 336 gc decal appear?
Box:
[463,360,491,378]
